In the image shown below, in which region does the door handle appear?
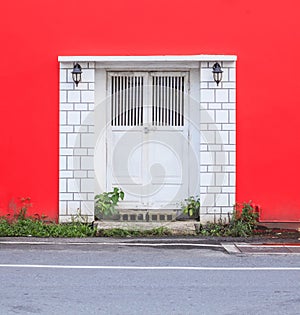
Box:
[144,126,149,134]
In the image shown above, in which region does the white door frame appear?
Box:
[95,63,200,209]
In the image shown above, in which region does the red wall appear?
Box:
[0,0,299,221]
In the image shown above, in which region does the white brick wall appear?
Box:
[59,57,236,223]
[200,61,236,221]
[59,62,95,222]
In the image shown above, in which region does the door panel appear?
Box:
[107,71,189,210]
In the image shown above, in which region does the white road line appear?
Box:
[0,265,299,270]
[0,241,222,247]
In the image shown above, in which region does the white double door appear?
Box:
[107,71,190,210]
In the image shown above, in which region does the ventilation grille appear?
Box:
[111,76,143,126]
[152,76,185,126]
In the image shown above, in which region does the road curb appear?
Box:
[221,243,241,254]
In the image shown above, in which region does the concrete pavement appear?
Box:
[0,236,300,255]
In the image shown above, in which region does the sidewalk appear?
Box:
[0,235,299,255]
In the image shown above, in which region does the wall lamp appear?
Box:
[71,63,82,87]
[212,62,223,86]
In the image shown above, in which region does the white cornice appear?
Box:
[58,55,237,62]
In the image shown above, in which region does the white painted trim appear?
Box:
[1,265,300,270]
[58,55,237,62]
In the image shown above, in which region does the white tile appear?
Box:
[222,103,235,110]
[229,152,236,165]
[216,130,229,144]
[81,91,94,103]
[60,62,73,69]
[59,201,67,214]
[75,103,88,111]
[200,173,214,186]
[223,145,235,152]
[229,89,236,102]
[67,134,80,147]
[68,90,80,103]
[67,201,81,215]
[60,156,67,170]
[60,149,74,156]
[81,134,94,148]
[208,103,222,110]
[229,194,236,206]
[208,144,221,151]
[60,103,73,111]
[74,125,88,133]
[60,126,73,133]
[74,170,88,178]
[207,187,222,194]
[60,134,66,148]
[60,171,74,178]
[201,194,215,207]
[59,179,67,193]
[200,166,208,172]
[67,156,81,170]
[208,165,222,172]
[216,173,229,186]
[216,152,228,165]
[88,149,94,156]
[67,112,81,125]
[229,110,236,123]
[60,91,66,103]
[80,201,95,216]
[222,187,235,193]
[230,173,236,186]
[229,131,236,145]
[222,82,235,89]
[60,111,66,125]
[208,123,221,131]
[60,83,74,90]
[201,130,215,144]
[73,148,88,156]
[67,178,80,193]
[77,83,88,90]
[81,111,94,125]
[200,152,215,165]
[81,156,93,170]
[200,186,207,193]
[60,69,67,82]
[201,68,213,82]
[200,109,215,123]
[229,68,236,82]
[201,89,215,102]
[59,193,73,201]
[81,69,95,82]
[216,110,229,123]
[216,89,229,103]
[222,124,235,130]
[216,194,229,206]
[81,178,94,192]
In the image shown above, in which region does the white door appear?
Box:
[107,71,189,210]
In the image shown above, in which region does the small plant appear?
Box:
[195,202,260,237]
[95,188,124,219]
[97,226,171,237]
[181,196,200,221]
[227,202,259,237]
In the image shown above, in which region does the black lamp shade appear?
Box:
[71,63,82,86]
[212,62,223,86]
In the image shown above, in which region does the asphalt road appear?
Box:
[0,242,300,315]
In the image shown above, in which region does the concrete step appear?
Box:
[117,210,178,222]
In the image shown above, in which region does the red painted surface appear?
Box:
[0,0,299,221]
